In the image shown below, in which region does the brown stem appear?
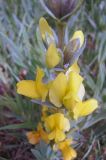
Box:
[56,21,66,51]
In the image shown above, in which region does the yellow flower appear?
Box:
[39,17,54,42]
[73,99,98,120]
[26,123,49,145]
[17,67,49,101]
[26,131,40,145]
[49,71,98,120]
[44,113,70,143]
[49,71,83,108]
[46,43,60,68]
[39,18,60,68]
[58,139,77,160]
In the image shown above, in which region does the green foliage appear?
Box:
[0,0,45,75]
[31,141,59,160]
[0,0,106,159]
[0,94,41,129]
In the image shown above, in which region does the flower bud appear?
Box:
[64,30,85,66]
[44,0,83,20]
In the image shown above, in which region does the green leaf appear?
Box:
[31,141,49,160]
[85,74,96,91]
[0,122,35,130]
[31,149,43,160]
[0,32,25,68]
[81,110,106,130]
[39,141,48,156]
[94,63,106,97]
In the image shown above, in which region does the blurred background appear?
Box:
[0,0,106,159]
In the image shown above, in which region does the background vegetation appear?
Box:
[0,0,106,159]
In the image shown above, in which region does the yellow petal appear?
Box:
[17,80,39,99]
[36,67,44,82]
[64,117,71,132]
[36,67,48,101]
[46,43,60,69]
[63,94,79,110]
[54,113,70,131]
[63,84,85,110]
[71,30,84,48]
[55,129,66,142]
[48,130,55,140]
[45,113,65,131]
[58,139,72,150]
[49,73,67,107]
[54,113,64,129]
[45,113,70,142]
[63,72,83,109]
[62,147,77,160]
[48,129,66,143]
[45,113,70,130]
[73,99,98,120]
[67,71,83,94]
[45,114,55,131]
[77,83,85,101]
[66,62,80,76]
[17,67,48,101]
[26,131,40,145]
[39,17,53,41]
[58,139,77,160]
[37,123,49,144]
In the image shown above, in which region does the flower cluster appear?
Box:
[17,17,98,160]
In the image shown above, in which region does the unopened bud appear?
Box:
[43,0,83,20]
[64,30,85,66]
